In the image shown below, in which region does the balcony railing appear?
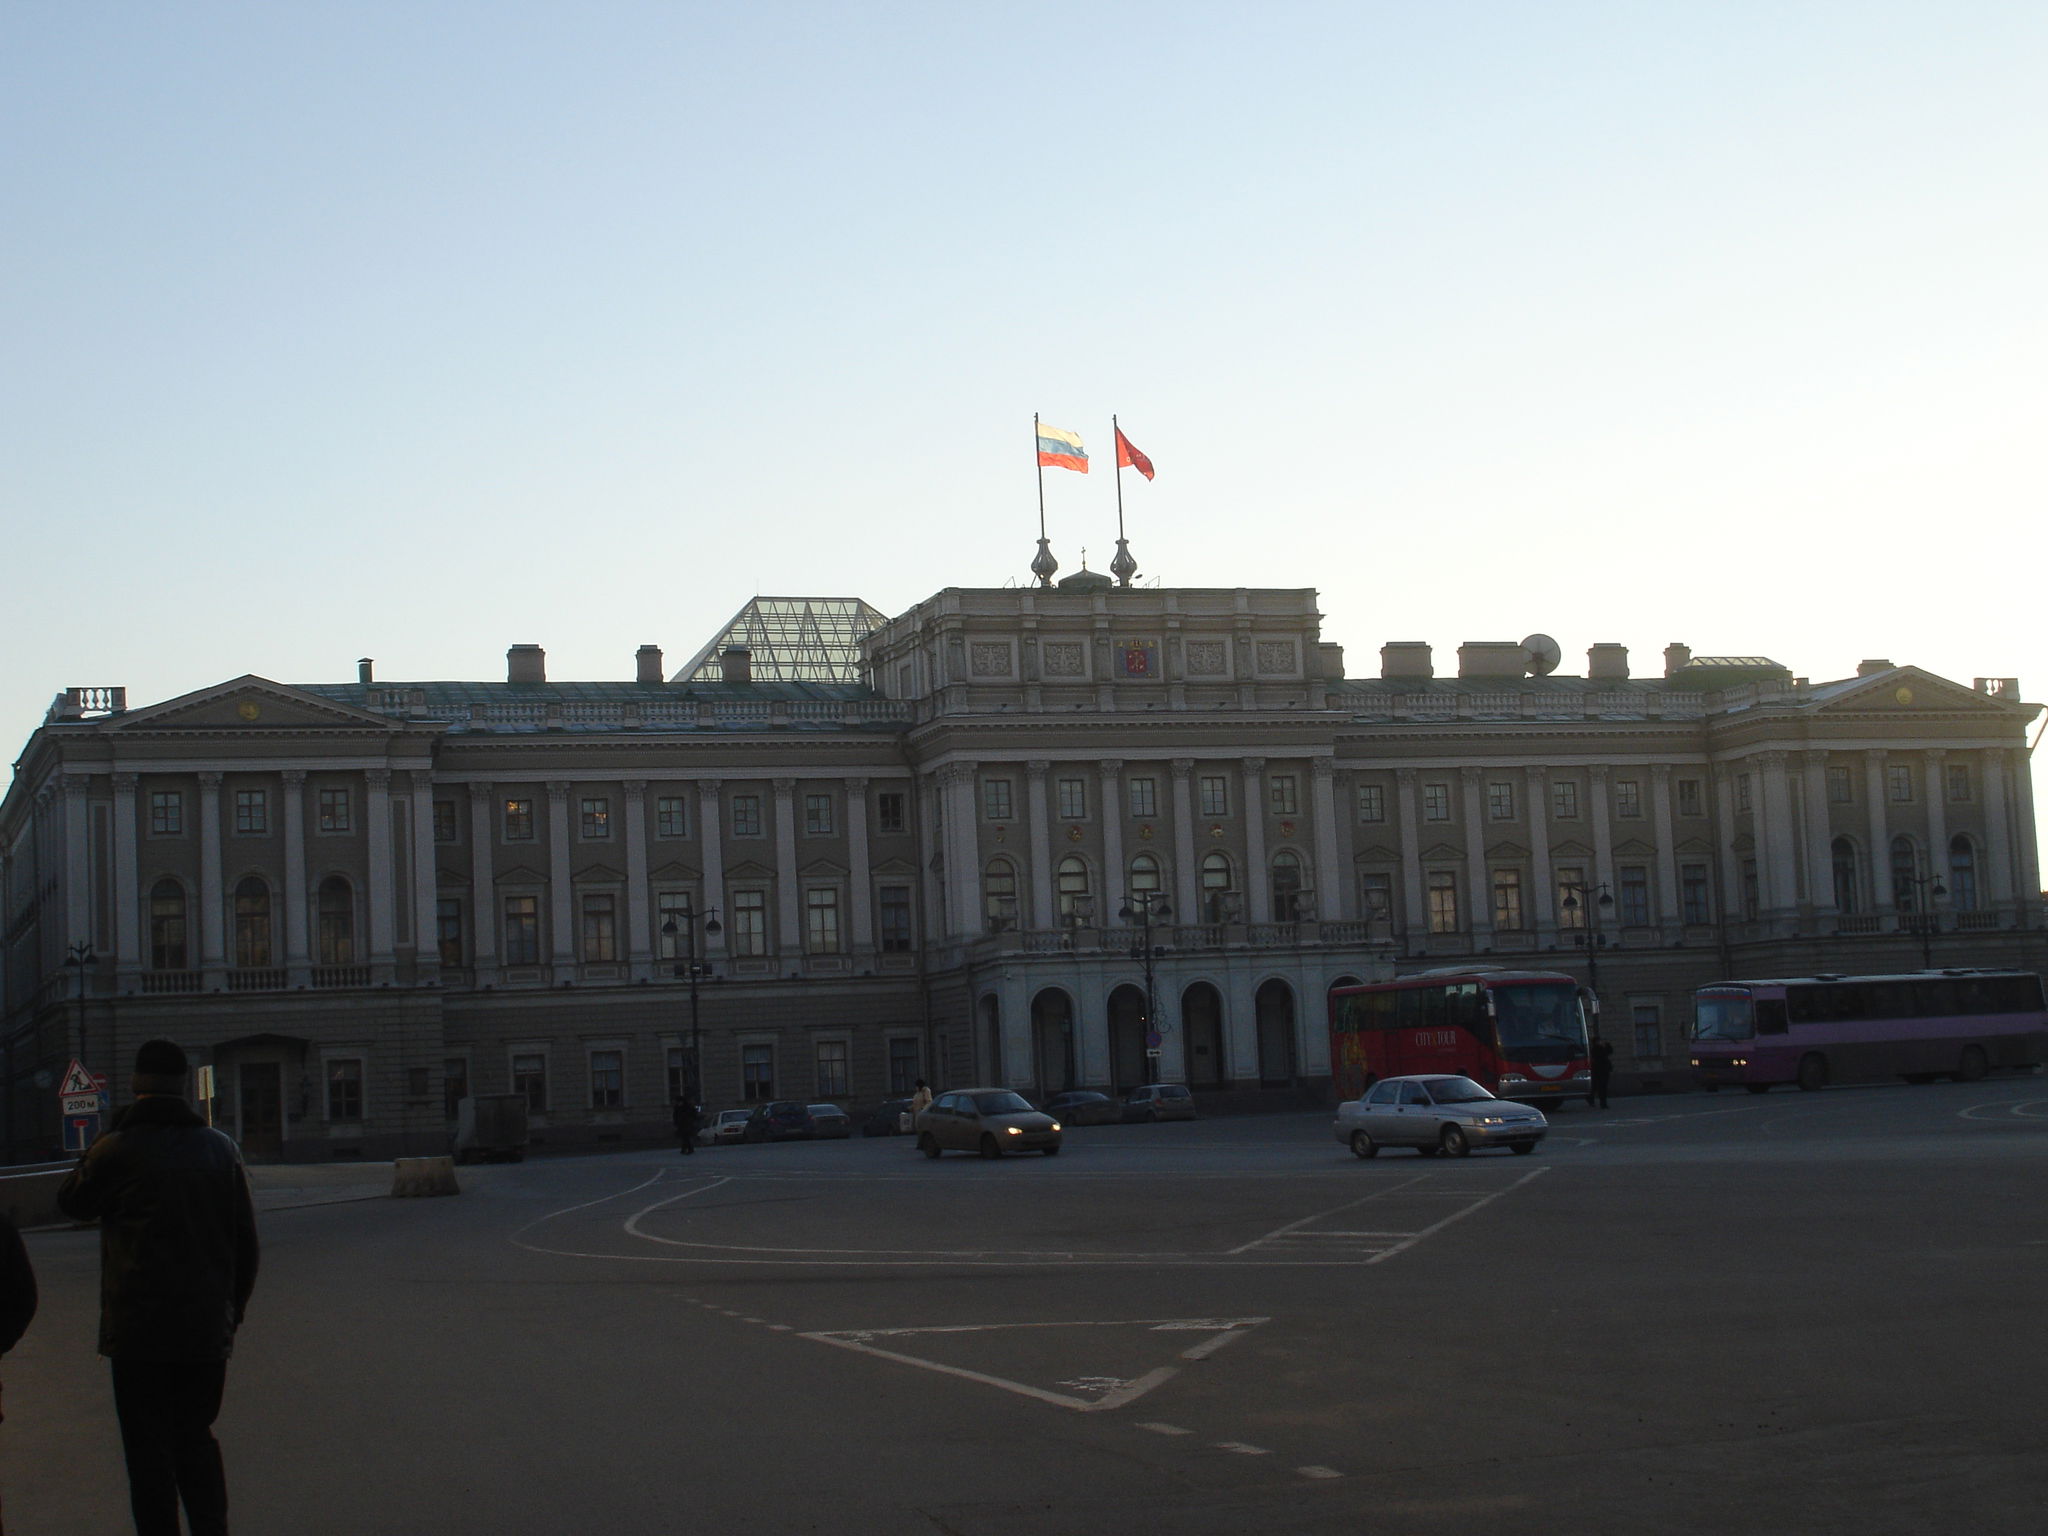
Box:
[226,968,287,992]
[140,970,202,994]
[311,965,370,988]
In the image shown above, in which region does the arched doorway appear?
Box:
[980,993,1003,1085]
[1031,988,1075,1096]
[1256,978,1297,1086]
[1181,982,1226,1088]
[1107,983,1149,1091]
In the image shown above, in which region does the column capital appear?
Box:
[772,777,797,794]
[1651,763,1672,783]
[1588,763,1609,783]
[1922,747,1947,762]
[367,768,393,789]
[279,769,305,788]
[1170,758,1195,779]
[545,780,570,802]
[1803,749,1831,769]
[1757,750,1789,770]
[197,771,224,789]
[1097,759,1124,778]
[1026,760,1051,779]
[112,772,140,792]
[1523,763,1549,786]
[936,763,975,787]
[1459,765,1482,785]
[1240,757,1266,775]
[622,779,648,798]
[59,773,93,795]
[695,778,723,796]
[845,776,869,793]
[1865,747,1889,763]
[1311,757,1336,781]
[1395,767,1417,786]
[471,778,493,797]
[408,769,434,793]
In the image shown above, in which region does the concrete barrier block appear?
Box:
[391,1156,459,1198]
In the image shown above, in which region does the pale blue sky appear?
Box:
[6,2,2045,853]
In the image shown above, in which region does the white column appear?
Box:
[1026,761,1054,931]
[1396,769,1424,941]
[1759,752,1797,924]
[1981,752,2014,910]
[2009,749,2042,923]
[1588,764,1615,893]
[1242,758,1269,923]
[279,770,308,981]
[468,780,496,980]
[409,770,439,974]
[773,779,801,955]
[1651,764,1680,938]
[112,774,141,978]
[845,778,873,952]
[1922,752,1950,916]
[61,774,92,949]
[1310,758,1344,920]
[1098,760,1125,921]
[1525,767,1554,940]
[697,780,727,958]
[1802,751,1836,922]
[197,772,225,976]
[947,766,982,937]
[366,769,397,970]
[1864,751,1893,917]
[545,780,573,966]
[1460,767,1490,944]
[1170,759,1198,921]
[1714,764,1742,922]
[622,781,651,973]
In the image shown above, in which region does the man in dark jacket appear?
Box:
[58,1040,258,1536]
[672,1090,700,1155]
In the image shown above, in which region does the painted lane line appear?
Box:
[508,1166,683,1244]
[1224,1174,1434,1254]
[1366,1166,1550,1265]
[1138,1423,1193,1436]
[1215,1442,1270,1455]
[1298,1466,1343,1480]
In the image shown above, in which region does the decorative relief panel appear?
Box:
[1041,642,1086,677]
[1184,640,1227,675]
[969,642,1014,678]
[1256,640,1298,675]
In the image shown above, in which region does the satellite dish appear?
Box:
[1522,633,1562,676]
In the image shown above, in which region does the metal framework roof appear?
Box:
[672,597,889,685]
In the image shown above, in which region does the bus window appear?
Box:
[1396,989,1422,1027]
[1371,992,1396,1029]
[1787,987,1824,1025]
[1449,984,1483,1029]
[1868,982,1910,1021]
[1693,994,1755,1041]
[1421,987,1448,1028]
[1754,999,1788,1034]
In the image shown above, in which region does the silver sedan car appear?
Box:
[1333,1074,1547,1159]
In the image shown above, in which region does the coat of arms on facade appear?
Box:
[1116,638,1160,679]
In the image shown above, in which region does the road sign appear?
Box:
[1145,1047,1162,1058]
[62,1092,104,1117]
[1144,1030,1162,1049]
[59,1058,97,1097]
[63,1111,101,1152]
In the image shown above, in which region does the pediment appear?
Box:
[495,864,547,885]
[1353,844,1401,863]
[650,859,702,883]
[113,676,399,731]
[870,857,918,878]
[1675,836,1714,855]
[1551,839,1595,858]
[435,869,473,889]
[1614,838,1657,858]
[1811,666,2016,717]
[1732,833,1755,854]
[573,862,626,885]
[1420,842,1463,862]
[800,858,850,878]
[1485,840,1529,859]
[726,858,777,880]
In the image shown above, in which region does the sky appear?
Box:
[5,1,2045,857]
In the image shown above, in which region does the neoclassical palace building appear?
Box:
[4,581,2042,1160]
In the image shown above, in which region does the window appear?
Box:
[1200,852,1234,920]
[1491,869,1523,930]
[317,876,355,965]
[815,1040,849,1098]
[805,887,842,953]
[1422,783,1450,822]
[1270,851,1303,919]
[502,895,540,965]
[589,1049,624,1110]
[729,890,768,956]
[1890,837,1921,911]
[655,891,699,961]
[1198,776,1229,817]
[580,893,618,962]
[983,779,1013,820]
[150,879,188,969]
[1552,780,1579,819]
[1615,780,1642,818]
[1056,856,1091,921]
[326,1058,364,1122]
[731,794,762,837]
[1681,864,1712,924]
[235,789,268,836]
[1677,778,1703,817]
[443,1057,469,1121]
[1831,838,1860,914]
[804,793,834,835]
[1946,764,1972,803]
[878,885,913,952]
[1056,777,1086,819]
[1620,867,1651,926]
[512,1052,547,1114]
[1735,774,1752,812]
[1487,782,1515,821]
[1556,867,1586,929]
[875,791,906,834]
[1360,873,1394,924]
[656,796,689,838]
[1888,764,1914,803]
[437,897,463,965]
[580,797,611,839]
[888,1038,920,1096]
[1128,854,1163,905]
[742,1044,774,1102]
[984,861,1019,930]
[432,800,457,842]
[1948,835,1978,911]
[1827,766,1853,804]
[1270,775,1298,816]
[149,790,184,836]
[1632,1003,1662,1060]
[1740,859,1759,921]
[1358,784,1385,823]
[503,798,535,841]
[232,878,271,968]
[318,786,351,833]
[666,1047,688,1105]
[1128,777,1157,818]
[1426,871,1459,933]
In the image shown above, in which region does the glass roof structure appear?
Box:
[672,597,889,685]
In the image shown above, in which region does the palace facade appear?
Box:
[4,581,2042,1160]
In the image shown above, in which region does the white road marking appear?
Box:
[1215,1441,1269,1455]
[1298,1466,1343,1479]
[1228,1167,1549,1263]
[1960,1098,2048,1120]
[1224,1174,1434,1254]
[1138,1422,1192,1436]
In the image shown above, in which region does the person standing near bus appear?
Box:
[1590,1038,1615,1108]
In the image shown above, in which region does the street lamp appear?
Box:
[1117,891,1173,1054]
[660,906,722,1102]
[63,941,96,1072]
[1895,873,1948,968]
[1557,881,1613,1011]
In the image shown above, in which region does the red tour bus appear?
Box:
[1328,967,1594,1109]
[1690,969,2048,1092]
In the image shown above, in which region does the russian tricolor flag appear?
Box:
[1036,423,1088,473]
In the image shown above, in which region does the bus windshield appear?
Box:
[1692,994,1754,1041]
[1490,983,1587,1064]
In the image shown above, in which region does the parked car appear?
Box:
[861,1097,915,1136]
[807,1103,852,1139]
[742,1101,816,1142]
[1045,1090,1119,1126]
[916,1088,1062,1159]
[707,1108,753,1144]
[1333,1074,1547,1159]
[1123,1084,1198,1123]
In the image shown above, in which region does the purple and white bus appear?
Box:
[1690,970,2047,1093]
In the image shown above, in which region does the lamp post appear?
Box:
[1895,874,1948,968]
[660,906,722,1101]
[1558,881,1613,1018]
[63,940,96,1074]
[1117,890,1173,1052]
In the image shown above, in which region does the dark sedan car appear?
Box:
[1045,1090,1119,1126]
[741,1100,815,1142]
[861,1097,915,1136]
[807,1103,851,1139]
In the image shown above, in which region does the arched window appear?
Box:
[233,876,271,968]
[1127,853,1162,903]
[983,859,1018,931]
[1890,836,1921,912]
[1948,835,1979,911]
[1270,850,1304,920]
[1056,856,1091,921]
[1831,837,1860,915]
[1200,852,1234,921]
[149,878,188,970]
[318,875,356,965]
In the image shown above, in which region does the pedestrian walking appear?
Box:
[1590,1038,1615,1108]
[908,1079,932,1117]
[57,1040,258,1536]
[672,1092,701,1155]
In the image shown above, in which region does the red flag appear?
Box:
[1115,426,1155,481]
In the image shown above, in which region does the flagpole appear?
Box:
[1110,413,1137,588]
[1030,412,1057,586]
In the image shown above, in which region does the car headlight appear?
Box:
[1499,1074,1527,1084]
[1049,1121,1061,1132]
[1005,1125,1022,1134]
[1572,1070,1592,1081]
[1478,1115,1506,1125]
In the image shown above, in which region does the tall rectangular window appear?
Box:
[804,793,834,835]
[326,1058,364,1122]
[815,1040,849,1098]
[580,797,611,839]
[1736,774,1752,812]
[1681,864,1712,924]
[502,895,540,965]
[1946,763,1972,802]
[1128,777,1157,818]
[1620,867,1651,926]
[1491,869,1523,930]
[656,796,688,837]
[805,888,842,954]
[1426,872,1459,933]
[1552,780,1579,819]
[503,798,535,841]
[731,794,762,837]
[589,1049,624,1110]
[1198,776,1229,816]
[1556,867,1586,929]
[580,893,618,962]
[888,1038,920,1096]
[878,886,913,952]
[666,1047,688,1106]
[437,897,463,965]
[1056,777,1086,819]
[443,1057,469,1121]
[875,791,906,833]
[318,787,351,833]
[1269,776,1298,815]
[742,1044,774,1101]
[1740,859,1759,920]
[1615,780,1642,818]
[1888,763,1914,803]
[512,1052,547,1114]
[432,800,457,842]
[1827,766,1853,803]
[1487,782,1515,821]
[982,779,1013,820]
[729,890,767,956]
[1676,778,1703,817]
[234,789,268,835]
[1422,783,1450,822]
[150,790,185,836]
[1359,873,1394,923]
[1358,784,1385,823]
[655,891,697,961]
[1632,1003,1662,1060]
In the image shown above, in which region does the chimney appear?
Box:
[358,658,374,685]
[635,644,664,684]
[507,644,546,685]
[1457,641,1526,678]
[720,645,752,684]
[1663,643,1691,678]
[1857,658,1894,677]
[1587,643,1629,680]
[1381,641,1433,680]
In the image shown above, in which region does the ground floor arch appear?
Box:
[1181,981,1227,1088]
[1031,987,1076,1094]
[1256,978,1297,1086]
